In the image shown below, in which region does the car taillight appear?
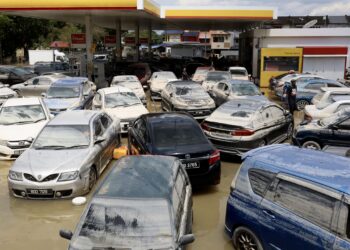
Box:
[209,150,220,165]
[201,122,211,131]
[231,129,254,136]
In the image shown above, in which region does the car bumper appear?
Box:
[174,108,214,120]
[189,161,221,186]
[0,145,28,160]
[8,176,88,199]
[207,137,262,156]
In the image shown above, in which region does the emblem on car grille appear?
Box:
[185,154,190,159]
[19,141,25,146]
[37,175,42,181]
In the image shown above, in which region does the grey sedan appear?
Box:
[8,110,121,199]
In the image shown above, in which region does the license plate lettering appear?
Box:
[181,161,200,169]
[28,189,52,195]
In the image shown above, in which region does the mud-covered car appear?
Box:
[8,110,121,199]
[60,155,194,250]
[0,83,17,104]
[149,71,177,100]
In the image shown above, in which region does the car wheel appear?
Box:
[233,226,263,250]
[286,123,294,139]
[258,140,266,148]
[302,140,321,150]
[296,99,309,110]
[88,167,97,191]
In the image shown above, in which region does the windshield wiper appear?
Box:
[33,118,46,123]
[61,145,88,149]
[35,145,67,150]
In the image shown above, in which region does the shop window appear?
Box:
[263,56,299,72]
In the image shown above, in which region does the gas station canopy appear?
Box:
[0,0,277,30]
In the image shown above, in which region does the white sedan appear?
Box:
[0,97,52,160]
[110,75,147,105]
[0,83,17,105]
[148,71,177,100]
[92,86,149,133]
[304,96,350,121]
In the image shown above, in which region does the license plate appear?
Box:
[14,150,25,156]
[181,161,200,169]
[27,189,53,195]
[211,132,231,138]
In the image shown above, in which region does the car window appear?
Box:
[272,179,336,230]
[134,119,147,142]
[94,118,103,137]
[248,169,276,197]
[38,77,52,85]
[269,106,284,120]
[336,104,350,113]
[101,114,112,130]
[338,118,350,130]
[305,83,326,90]
[217,82,225,90]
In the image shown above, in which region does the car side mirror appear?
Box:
[59,229,73,240]
[169,93,173,98]
[41,93,47,98]
[179,234,195,246]
[94,136,106,144]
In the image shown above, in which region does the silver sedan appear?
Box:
[8,110,121,199]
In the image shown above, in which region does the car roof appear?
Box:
[321,87,350,93]
[143,112,195,124]
[170,80,199,86]
[52,77,88,86]
[95,155,177,199]
[48,110,100,125]
[243,144,350,195]
[2,97,42,107]
[99,86,133,95]
[229,66,247,70]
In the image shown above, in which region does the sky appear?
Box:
[158,0,350,16]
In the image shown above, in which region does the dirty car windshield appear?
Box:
[0,105,46,125]
[230,69,247,76]
[70,198,173,250]
[175,85,206,96]
[47,86,80,98]
[231,83,260,96]
[105,92,140,108]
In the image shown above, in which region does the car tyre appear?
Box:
[296,99,309,111]
[302,140,321,150]
[233,226,263,250]
[258,140,266,148]
[14,89,21,97]
[286,123,294,139]
[88,167,97,191]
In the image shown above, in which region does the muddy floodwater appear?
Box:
[0,147,241,250]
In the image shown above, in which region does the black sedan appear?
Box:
[293,108,350,150]
[128,112,221,186]
[0,66,37,86]
[60,155,194,250]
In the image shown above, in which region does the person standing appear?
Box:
[283,79,297,114]
[182,67,189,80]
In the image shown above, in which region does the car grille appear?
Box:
[24,173,59,182]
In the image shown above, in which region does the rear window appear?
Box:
[152,119,208,150]
[248,169,276,196]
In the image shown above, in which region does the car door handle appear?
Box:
[263,210,275,219]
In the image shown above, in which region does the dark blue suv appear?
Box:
[225,144,350,250]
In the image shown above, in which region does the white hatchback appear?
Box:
[0,97,51,159]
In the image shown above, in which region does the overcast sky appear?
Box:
[159,0,350,16]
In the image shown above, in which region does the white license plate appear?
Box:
[181,161,200,169]
[211,132,231,138]
[27,189,53,195]
[14,150,25,156]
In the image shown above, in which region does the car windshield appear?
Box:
[175,85,206,96]
[33,125,90,149]
[154,72,176,80]
[0,105,46,125]
[11,67,31,76]
[152,119,208,151]
[70,198,173,250]
[47,86,80,98]
[206,72,231,81]
[105,92,141,108]
[230,69,247,76]
[319,110,347,127]
[231,83,261,96]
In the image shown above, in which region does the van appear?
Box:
[225,144,350,250]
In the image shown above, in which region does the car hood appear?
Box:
[150,80,168,91]
[304,104,322,117]
[0,120,48,141]
[0,87,16,96]
[12,148,90,176]
[230,95,268,101]
[44,98,80,110]
[106,104,149,120]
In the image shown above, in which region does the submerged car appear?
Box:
[225,144,350,250]
[149,71,177,100]
[92,86,148,133]
[128,113,221,186]
[11,75,67,97]
[0,97,51,160]
[0,83,17,104]
[110,75,146,105]
[202,99,293,156]
[60,155,194,250]
[43,77,95,115]
[228,66,249,80]
[293,108,350,150]
[161,80,215,119]
[202,71,231,92]
[304,95,350,121]
[211,80,267,107]
[8,110,121,199]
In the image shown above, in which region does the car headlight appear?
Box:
[9,170,23,181]
[0,140,7,146]
[173,98,188,109]
[58,171,79,182]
